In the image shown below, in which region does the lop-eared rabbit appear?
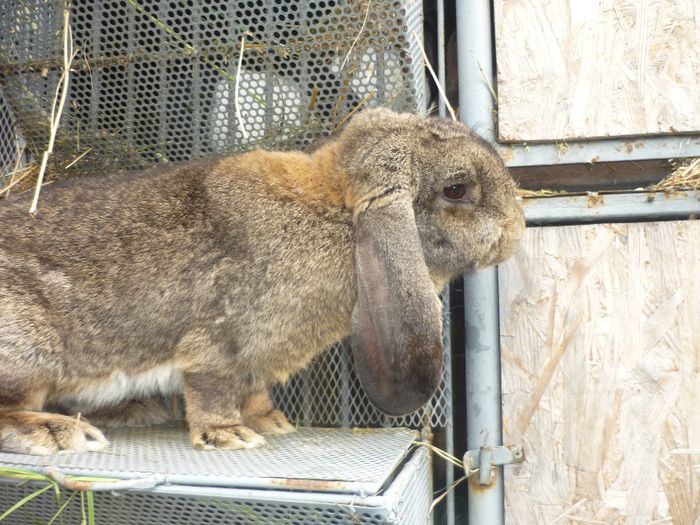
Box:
[0,109,524,455]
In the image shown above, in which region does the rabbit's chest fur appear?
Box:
[53,362,184,410]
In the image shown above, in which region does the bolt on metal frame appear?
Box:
[453,1,700,524]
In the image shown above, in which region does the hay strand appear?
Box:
[29,5,76,214]
[340,0,372,72]
[235,32,249,139]
[412,31,457,121]
[333,90,376,130]
[428,475,468,514]
[62,147,92,169]
[651,158,700,191]
[0,166,39,197]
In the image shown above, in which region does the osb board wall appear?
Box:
[494,1,700,142]
[499,221,700,524]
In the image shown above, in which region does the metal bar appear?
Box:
[524,190,700,226]
[456,1,505,524]
[462,268,504,525]
[442,291,455,525]
[125,5,136,148]
[498,135,700,167]
[456,0,495,141]
[437,1,455,522]
[437,0,447,120]
[54,446,430,510]
[88,4,103,132]
[190,1,202,157]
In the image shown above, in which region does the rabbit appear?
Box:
[0,108,524,455]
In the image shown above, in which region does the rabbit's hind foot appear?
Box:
[189,424,266,451]
[0,411,108,455]
[241,391,296,435]
[244,409,295,435]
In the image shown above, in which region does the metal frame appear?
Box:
[455,1,506,524]
[499,135,700,167]
[1,446,432,525]
[524,191,700,226]
[453,1,700,524]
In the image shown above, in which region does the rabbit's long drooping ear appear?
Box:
[351,193,444,416]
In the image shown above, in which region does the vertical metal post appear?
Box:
[437,1,455,524]
[456,0,496,139]
[442,292,456,525]
[437,0,447,119]
[456,1,505,524]
[463,268,503,524]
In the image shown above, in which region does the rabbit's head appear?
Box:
[326,108,524,415]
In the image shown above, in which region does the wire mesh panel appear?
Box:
[0,432,431,525]
[0,426,417,493]
[0,92,19,178]
[273,336,452,429]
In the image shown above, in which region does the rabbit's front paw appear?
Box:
[244,409,295,435]
[0,411,108,455]
[190,424,266,451]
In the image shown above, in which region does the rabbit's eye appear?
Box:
[442,182,482,206]
[442,182,481,207]
[443,184,468,200]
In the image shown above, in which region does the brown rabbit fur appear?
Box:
[0,108,524,455]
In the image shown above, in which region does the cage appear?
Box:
[0,1,450,524]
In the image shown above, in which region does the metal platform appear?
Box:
[0,425,432,524]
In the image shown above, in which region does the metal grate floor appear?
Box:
[0,425,418,495]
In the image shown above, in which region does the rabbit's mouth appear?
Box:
[480,209,525,268]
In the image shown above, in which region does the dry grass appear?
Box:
[517,159,700,199]
[651,158,700,191]
[517,188,565,198]
[29,5,76,214]
[411,441,469,514]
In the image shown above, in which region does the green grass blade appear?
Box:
[46,492,77,525]
[86,491,95,525]
[79,491,86,525]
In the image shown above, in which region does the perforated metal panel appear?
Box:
[0,0,425,170]
[0,427,431,525]
[0,426,417,494]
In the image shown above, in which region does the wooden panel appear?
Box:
[499,221,700,523]
[495,1,700,142]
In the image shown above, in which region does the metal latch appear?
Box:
[463,445,525,486]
